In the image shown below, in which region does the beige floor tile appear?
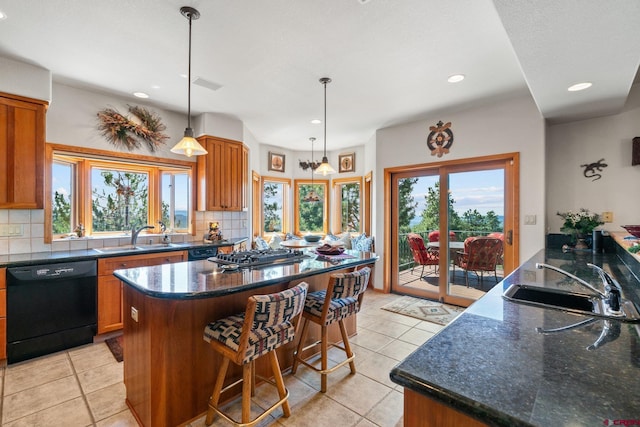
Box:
[325,373,392,416]
[362,319,413,339]
[76,361,123,394]
[278,393,361,427]
[356,352,400,389]
[355,418,378,427]
[4,352,73,395]
[252,372,319,419]
[365,389,404,427]
[397,327,435,346]
[2,396,93,427]
[414,320,445,333]
[189,395,277,427]
[292,359,354,392]
[95,409,139,427]
[70,342,117,372]
[377,339,419,361]
[349,328,395,352]
[2,375,82,424]
[86,382,128,422]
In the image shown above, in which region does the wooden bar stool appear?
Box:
[291,267,371,392]
[203,282,308,426]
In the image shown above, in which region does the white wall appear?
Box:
[546,83,640,234]
[0,56,51,102]
[374,93,546,290]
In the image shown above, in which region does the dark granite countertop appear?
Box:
[0,237,248,268]
[114,250,378,299]
[390,249,640,427]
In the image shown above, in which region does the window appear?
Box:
[47,144,195,241]
[261,176,290,236]
[51,160,75,235]
[294,179,329,235]
[332,177,362,233]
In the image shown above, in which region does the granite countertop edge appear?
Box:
[115,254,379,299]
[0,237,248,267]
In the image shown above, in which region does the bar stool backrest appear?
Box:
[329,267,371,307]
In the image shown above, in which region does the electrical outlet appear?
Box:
[131,306,139,322]
[602,211,613,223]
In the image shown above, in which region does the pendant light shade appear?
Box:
[171,6,207,158]
[315,77,336,175]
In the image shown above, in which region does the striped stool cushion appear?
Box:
[204,314,296,363]
[303,290,359,326]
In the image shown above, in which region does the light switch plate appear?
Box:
[131,307,139,322]
[524,215,537,225]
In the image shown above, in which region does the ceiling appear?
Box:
[1,0,639,151]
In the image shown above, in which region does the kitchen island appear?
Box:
[390,248,640,426]
[114,250,377,427]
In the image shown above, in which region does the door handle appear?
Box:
[506,230,513,245]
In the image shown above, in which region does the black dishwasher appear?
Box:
[7,260,97,364]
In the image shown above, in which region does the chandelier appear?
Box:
[302,137,321,202]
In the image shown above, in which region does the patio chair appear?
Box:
[427,230,457,242]
[454,236,503,287]
[407,233,439,278]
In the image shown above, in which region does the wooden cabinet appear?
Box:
[196,135,248,211]
[0,93,47,209]
[0,267,6,360]
[97,251,187,334]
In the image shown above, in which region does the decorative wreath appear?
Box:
[97,105,169,152]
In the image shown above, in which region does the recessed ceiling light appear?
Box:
[0,10,7,20]
[311,119,322,124]
[447,74,465,83]
[568,82,592,92]
[151,85,161,89]
[133,92,149,98]
[180,74,188,79]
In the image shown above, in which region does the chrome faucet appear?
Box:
[131,224,154,246]
[535,262,622,314]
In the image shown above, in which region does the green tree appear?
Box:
[52,190,71,234]
[414,181,461,233]
[398,178,418,233]
[298,184,324,232]
[92,171,148,232]
[263,183,282,232]
[340,183,360,232]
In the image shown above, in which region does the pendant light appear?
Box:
[170,6,208,157]
[303,137,321,202]
[315,77,336,175]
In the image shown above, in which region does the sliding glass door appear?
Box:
[389,154,518,307]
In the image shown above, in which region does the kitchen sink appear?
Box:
[94,243,179,254]
[503,284,640,322]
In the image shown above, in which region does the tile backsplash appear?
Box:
[0,209,248,255]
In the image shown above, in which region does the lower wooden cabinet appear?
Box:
[0,267,6,360]
[97,251,187,334]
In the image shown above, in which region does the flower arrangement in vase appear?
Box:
[557,208,603,249]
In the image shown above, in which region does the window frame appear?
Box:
[293,178,329,236]
[331,176,363,234]
[45,143,196,243]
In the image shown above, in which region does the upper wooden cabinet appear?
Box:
[196,135,248,211]
[0,93,47,209]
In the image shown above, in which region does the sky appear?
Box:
[409,169,504,217]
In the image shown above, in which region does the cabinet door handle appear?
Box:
[506,230,513,245]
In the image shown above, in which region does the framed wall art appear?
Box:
[339,153,355,173]
[268,152,286,172]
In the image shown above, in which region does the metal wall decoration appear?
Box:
[97,105,168,152]
[580,158,607,181]
[633,137,640,166]
[426,120,454,157]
